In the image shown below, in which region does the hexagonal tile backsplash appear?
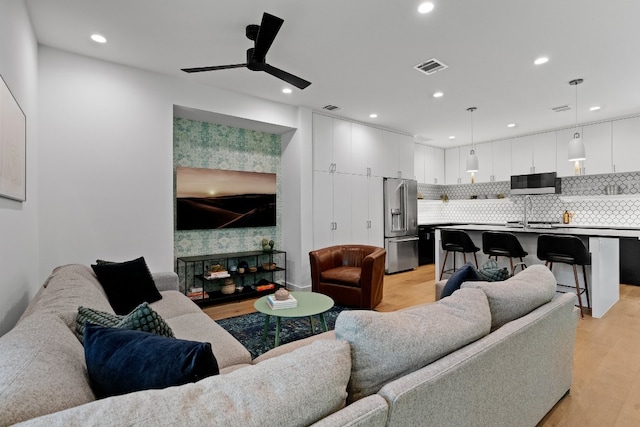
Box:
[418,171,640,227]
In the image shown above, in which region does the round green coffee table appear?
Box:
[254,291,334,347]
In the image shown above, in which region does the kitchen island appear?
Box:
[435,223,640,318]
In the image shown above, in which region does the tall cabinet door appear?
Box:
[532,132,557,173]
[368,176,384,247]
[511,136,533,175]
[445,147,460,184]
[332,119,352,174]
[351,175,370,244]
[582,121,612,175]
[312,114,333,172]
[492,140,512,181]
[332,173,352,245]
[312,171,334,249]
[432,148,445,185]
[474,142,493,183]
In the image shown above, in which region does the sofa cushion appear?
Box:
[335,288,491,402]
[440,262,483,298]
[20,340,352,427]
[321,266,361,287]
[461,264,557,330]
[18,264,114,330]
[0,313,96,426]
[75,302,175,343]
[84,324,219,398]
[165,312,252,368]
[91,256,162,315]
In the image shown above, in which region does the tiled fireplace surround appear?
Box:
[418,171,640,228]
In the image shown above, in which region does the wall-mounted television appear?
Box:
[176,167,276,230]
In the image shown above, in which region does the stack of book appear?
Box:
[267,294,298,310]
[205,270,230,279]
[187,287,209,301]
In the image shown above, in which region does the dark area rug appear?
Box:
[217,306,349,359]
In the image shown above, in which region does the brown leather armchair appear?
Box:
[309,245,386,309]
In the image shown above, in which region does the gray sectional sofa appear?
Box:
[0,263,578,426]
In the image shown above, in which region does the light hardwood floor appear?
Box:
[203,264,640,427]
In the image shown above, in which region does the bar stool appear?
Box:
[536,234,591,318]
[439,229,480,280]
[482,231,528,275]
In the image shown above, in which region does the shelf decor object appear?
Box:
[465,107,479,183]
[568,78,586,172]
[0,73,27,202]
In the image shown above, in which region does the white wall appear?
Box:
[0,0,39,335]
[37,47,311,288]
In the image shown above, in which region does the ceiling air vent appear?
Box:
[323,104,342,111]
[551,104,572,113]
[414,58,448,75]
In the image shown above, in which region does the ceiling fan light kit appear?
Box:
[181,12,311,90]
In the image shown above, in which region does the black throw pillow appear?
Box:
[84,324,219,398]
[440,262,484,299]
[91,256,162,315]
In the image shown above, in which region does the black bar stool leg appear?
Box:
[439,251,450,280]
[572,265,585,318]
[582,265,591,309]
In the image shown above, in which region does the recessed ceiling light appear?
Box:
[91,34,107,44]
[282,88,292,94]
[433,91,443,98]
[534,57,548,65]
[507,123,516,128]
[448,136,455,140]
[418,2,434,14]
[369,113,378,118]
[590,106,601,111]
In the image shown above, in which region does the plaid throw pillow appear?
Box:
[76,302,174,343]
[479,259,511,282]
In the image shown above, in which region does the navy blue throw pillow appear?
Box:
[440,263,484,299]
[91,256,162,315]
[84,324,219,398]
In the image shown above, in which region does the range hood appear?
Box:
[510,172,561,195]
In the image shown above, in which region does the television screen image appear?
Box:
[176,167,276,230]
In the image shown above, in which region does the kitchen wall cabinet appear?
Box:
[612,116,640,173]
[414,144,445,185]
[582,121,612,175]
[492,139,512,181]
[510,136,533,176]
[397,133,414,179]
[532,132,557,173]
[312,115,352,174]
[445,147,461,185]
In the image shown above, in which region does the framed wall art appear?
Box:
[0,73,26,202]
[176,166,276,230]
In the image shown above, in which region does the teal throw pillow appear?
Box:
[76,302,174,343]
[84,324,219,398]
[479,259,511,282]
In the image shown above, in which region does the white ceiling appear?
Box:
[25,0,640,148]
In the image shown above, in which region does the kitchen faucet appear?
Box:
[523,195,533,228]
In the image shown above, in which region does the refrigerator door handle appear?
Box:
[389,237,419,243]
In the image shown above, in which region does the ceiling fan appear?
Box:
[181,12,311,90]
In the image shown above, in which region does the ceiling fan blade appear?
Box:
[263,64,311,89]
[181,63,247,73]
[253,13,284,62]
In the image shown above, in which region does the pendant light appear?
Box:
[568,79,586,164]
[466,107,479,180]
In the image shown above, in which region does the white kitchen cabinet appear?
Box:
[511,136,533,176]
[473,141,493,183]
[414,143,426,183]
[532,132,556,173]
[445,147,461,185]
[492,139,512,181]
[312,114,352,174]
[612,116,640,173]
[312,171,353,248]
[581,121,612,175]
[396,133,414,179]
[556,127,582,177]
[351,175,383,246]
[369,127,398,178]
[351,123,372,176]
[432,147,445,185]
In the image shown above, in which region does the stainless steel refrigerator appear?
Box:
[383,178,418,274]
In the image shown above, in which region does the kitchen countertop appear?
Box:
[436,223,640,239]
